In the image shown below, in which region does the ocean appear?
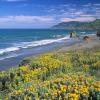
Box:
[0,29,95,70]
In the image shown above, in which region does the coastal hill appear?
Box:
[52,19,100,30]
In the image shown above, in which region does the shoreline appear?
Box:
[0,34,100,100]
[24,34,100,66]
[58,35,100,52]
[0,34,100,71]
[0,38,80,70]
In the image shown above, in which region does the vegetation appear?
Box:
[52,19,100,30]
[0,47,100,100]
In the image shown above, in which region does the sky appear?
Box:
[0,0,100,28]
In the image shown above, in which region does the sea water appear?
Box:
[0,29,95,70]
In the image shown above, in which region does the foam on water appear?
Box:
[0,47,20,55]
[0,54,18,61]
[16,35,70,48]
[0,35,70,56]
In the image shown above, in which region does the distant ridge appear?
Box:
[52,19,100,30]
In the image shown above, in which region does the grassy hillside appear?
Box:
[52,19,100,30]
[0,47,100,100]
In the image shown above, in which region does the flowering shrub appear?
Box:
[0,48,100,100]
[8,73,100,100]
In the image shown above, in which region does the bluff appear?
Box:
[52,19,100,30]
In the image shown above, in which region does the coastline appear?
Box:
[0,34,100,100]
[0,38,81,70]
[17,34,100,68]
[58,35,100,52]
[0,34,99,71]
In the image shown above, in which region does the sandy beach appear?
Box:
[1,34,99,71]
[0,34,100,100]
[58,35,100,52]
[23,34,100,68]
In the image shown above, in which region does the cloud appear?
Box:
[82,3,92,7]
[0,15,55,28]
[46,3,100,22]
[0,15,54,23]
[93,4,100,6]
[0,3,100,28]
[60,16,96,22]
